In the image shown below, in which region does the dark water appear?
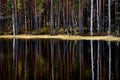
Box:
[0,39,120,80]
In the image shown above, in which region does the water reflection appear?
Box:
[0,39,120,80]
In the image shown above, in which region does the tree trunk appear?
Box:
[71,0,75,28]
[12,0,18,35]
[34,0,38,30]
[97,0,100,32]
[90,0,94,35]
[62,0,66,28]
[108,0,111,35]
[24,0,27,32]
[50,0,53,34]
[78,0,83,34]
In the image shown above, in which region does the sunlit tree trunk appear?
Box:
[90,0,94,35]
[78,0,83,34]
[12,0,18,35]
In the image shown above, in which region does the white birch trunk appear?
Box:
[90,0,94,35]
[12,0,15,36]
[108,0,111,35]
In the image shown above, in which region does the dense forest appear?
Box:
[0,0,120,35]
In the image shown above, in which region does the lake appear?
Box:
[0,39,120,80]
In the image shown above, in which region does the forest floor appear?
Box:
[0,35,120,42]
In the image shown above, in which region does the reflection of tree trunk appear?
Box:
[115,42,119,80]
[90,40,94,80]
[50,40,54,80]
[34,40,38,80]
[79,41,84,80]
[97,41,100,80]
[108,41,111,80]
[13,38,18,80]
[24,40,27,80]
[67,41,70,80]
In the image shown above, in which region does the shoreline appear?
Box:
[0,35,120,41]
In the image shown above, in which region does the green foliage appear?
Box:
[37,0,44,13]
[17,0,21,10]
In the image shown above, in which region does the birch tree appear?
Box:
[90,0,94,35]
[108,0,111,35]
[12,0,18,35]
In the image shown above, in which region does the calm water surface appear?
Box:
[0,39,120,80]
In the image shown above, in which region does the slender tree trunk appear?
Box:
[97,0,100,32]
[99,0,102,32]
[50,40,54,80]
[108,0,111,35]
[71,0,75,28]
[24,0,27,32]
[108,41,111,80]
[78,0,83,34]
[90,0,94,35]
[12,0,17,35]
[50,0,53,34]
[65,0,69,34]
[102,0,105,32]
[0,0,1,29]
[62,0,66,28]
[57,0,60,29]
[34,0,38,30]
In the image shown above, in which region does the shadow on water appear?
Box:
[0,39,120,80]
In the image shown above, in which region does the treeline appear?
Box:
[0,0,120,35]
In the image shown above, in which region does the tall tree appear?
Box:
[97,0,100,32]
[24,0,27,31]
[33,0,38,30]
[108,0,111,35]
[12,0,18,35]
[78,0,83,34]
[50,0,53,34]
[90,0,94,35]
[71,0,75,28]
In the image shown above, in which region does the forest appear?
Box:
[0,0,120,35]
